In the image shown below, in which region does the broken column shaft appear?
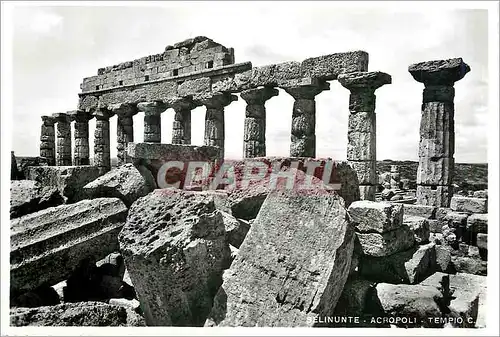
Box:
[409,58,470,207]
[39,116,56,166]
[240,87,278,158]
[198,93,238,157]
[138,101,167,143]
[93,108,115,174]
[283,79,330,158]
[338,71,391,201]
[68,110,92,166]
[52,113,72,166]
[113,104,138,166]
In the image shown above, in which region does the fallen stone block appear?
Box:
[450,196,487,214]
[221,212,251,248]
[369,283,446,328]
[419,272,450,297]
[26,166,101,203]
[473,190,488,199]
[205,187,355,327]
[467,213,488,233]
[435,245,455,273]
[348,201,403,233]
[448,273,487,328]
[451,256,487,276]
[119,189,230,326]
[428,219,442,233]
[83,164,156,207]
[10,302,145,327]
[404,216,430,244]
[403,204,436,219]
[10,180,64,219]
[355,225,415,257]
[358,243,436,284]
[10,198,127,295]
[476,233,487,250]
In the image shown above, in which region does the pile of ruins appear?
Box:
[10,37,487,328]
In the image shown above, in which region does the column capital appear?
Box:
[137,101,167,115]
[409,58,470,86]
[196,92,238,108]
[109,103,139,118]
[283,78,330,100]
[165,97,199,111]
[52,112,71,123]
[240,87,279,105]
[92,108,115,120]
[41,115,56,125]
[338,71,391,92]
[68,110,92,123]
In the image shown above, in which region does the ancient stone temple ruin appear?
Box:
[11,36,488,328]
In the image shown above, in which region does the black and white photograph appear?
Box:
[1,1,498,335]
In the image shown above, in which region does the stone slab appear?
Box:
[355,224,415,257]
[348,200,403,233]
[450,196,487,214]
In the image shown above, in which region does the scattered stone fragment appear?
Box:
[450,196,487,214]
[206,187,355,327]
[466,213,488,233]
[10,302,145,326]
[348,201,403,233]
[404,216,430,244]
[403,204,436,219]
[83,164,156,207]
[119,189,230,326]
[472,190,488,199]
[359,243,436,284]
[451,256,487,276]
[10,180,64,219]
[434,245,455,273]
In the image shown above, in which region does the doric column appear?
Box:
[338,72,391,201]
[409,58,470,207]
[52,112,72,166]
[93,108,115,175]
[167,98,198,145]
[198,93,238,156]
[137,101,166,143]
[112,104,138,166]
[283,79,330,158]
[68,110,92,166]
[39,115,56,166]
[240,87,278,158]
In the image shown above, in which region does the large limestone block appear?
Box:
[448,273,487,328]
[403,204,437,219]
[205,188,355,327]
[10,302,144,326]
[450,196,487,214]
[10,180,64,219]
[355,225,415,257]
[10,198,127,294]
[348,201,403,233]
[371,283,445,328]
[404,216,430,244]
[83,164,156,207]
[118,190,230,326]
[359,243,436,284]
[25,166,101,203]
[467,213,488,233]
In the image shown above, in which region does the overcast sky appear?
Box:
[8,3,490,163]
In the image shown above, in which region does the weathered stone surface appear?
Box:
[206,187,355,327]
[338,71,391,90]
[403,204,437,219]
[473,190,488,199]
[25,166,101,203]
[83,164,156,207]
[347,131,375,161]
[301,51,369,80]
[10,302,144,326]
[10,180,64,219]
[408,58,470,85]
[450,196,487,214]
[355,224,415,257]
[371,283,445,328]
[334,278,375,317]
[359,243,436,284]
[349,161,376,185]
[447,273,486,328]
[435,245,455,273]
[11,198,127,294]
[119,190,230,326]
[348,201,403,233]
[476,233,487,250]
[221,212,250,249]
[416,185,452,207]
[404,216,430,244]
[16,156,49,179]
[358,185,376,201]
[451,256,487,276]
[10,284,60,308]
[417,157,453,186]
